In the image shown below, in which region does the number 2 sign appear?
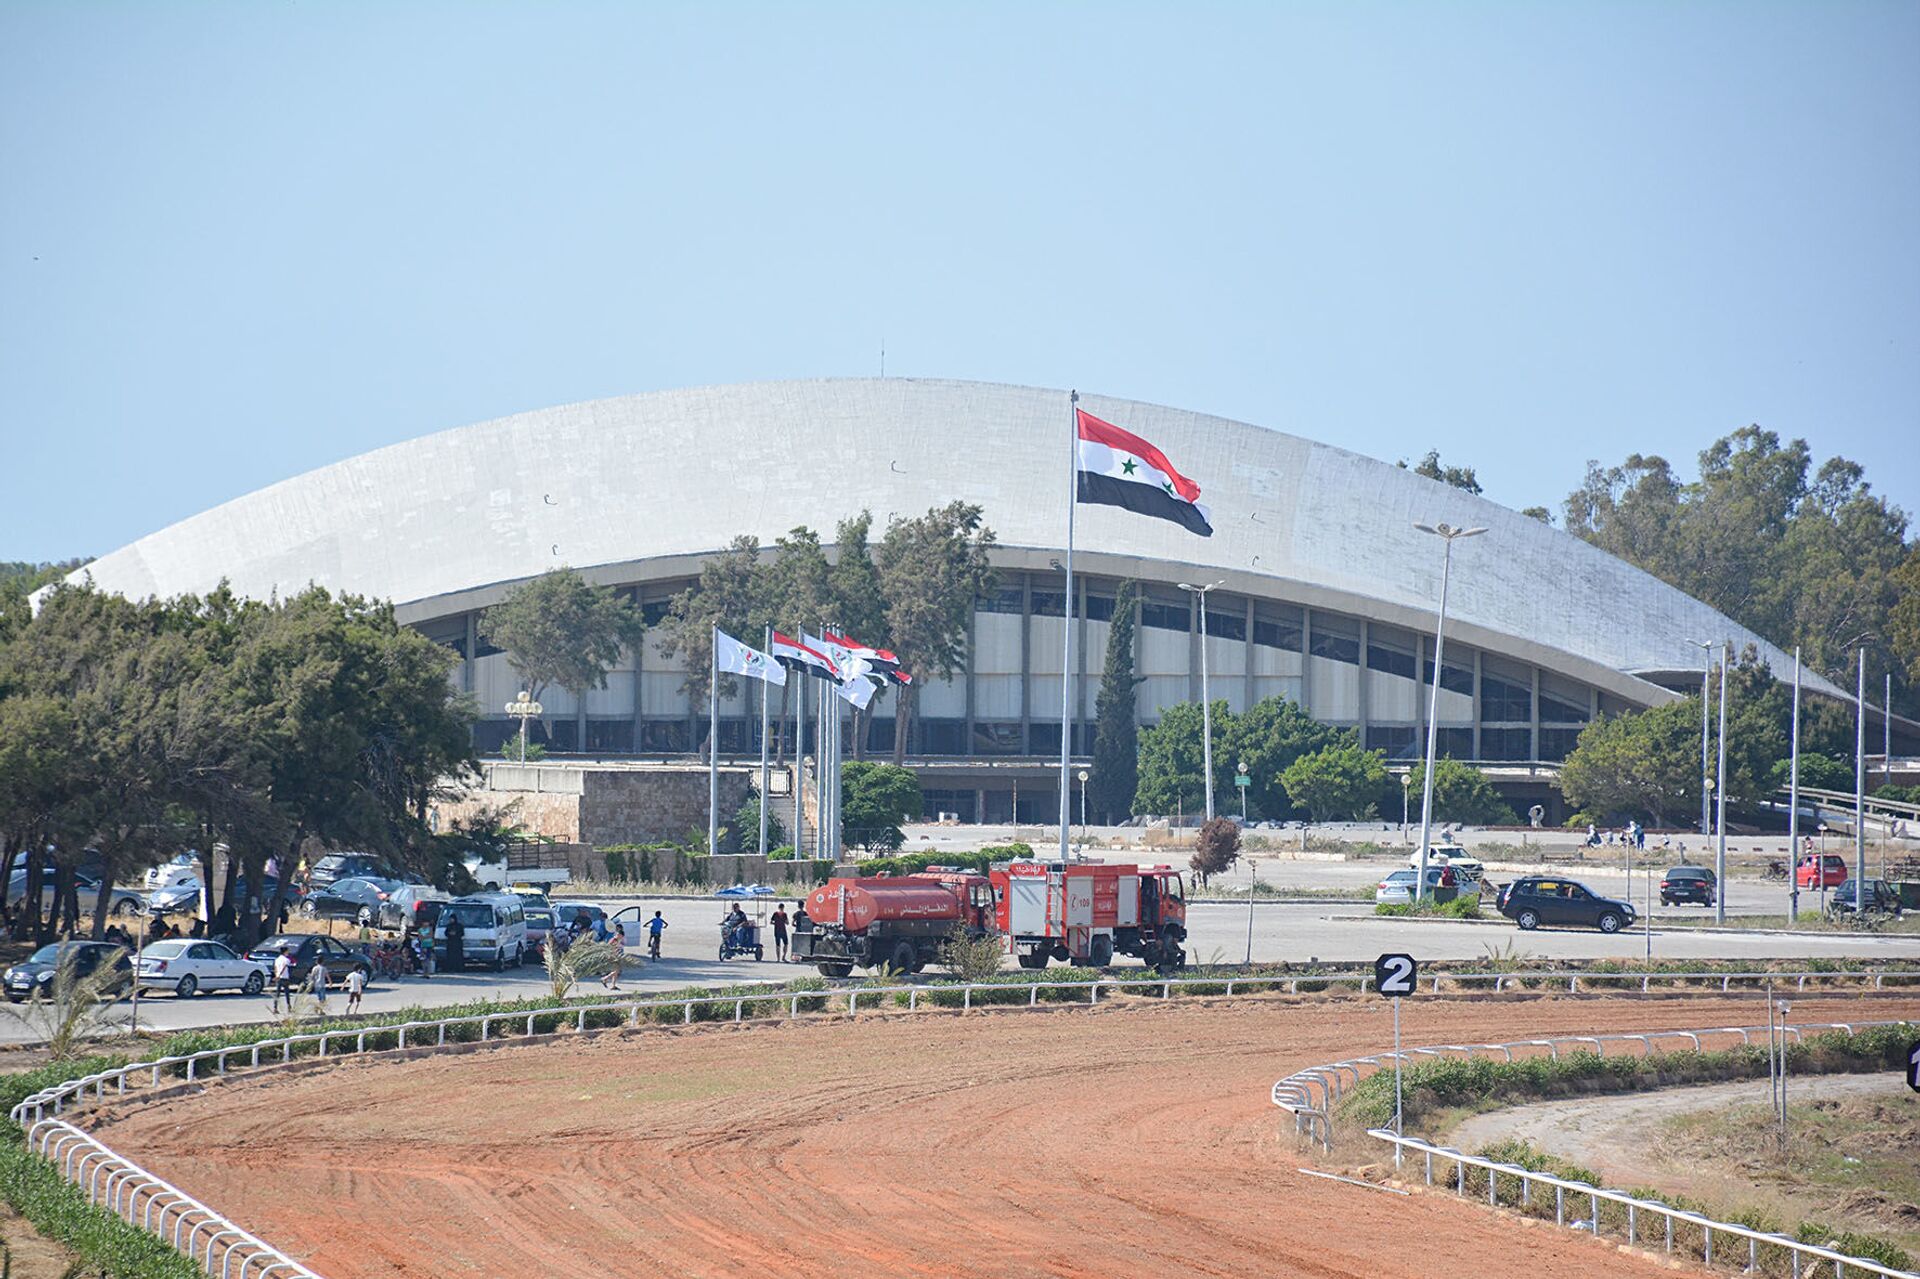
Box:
[1375,953,1418,998]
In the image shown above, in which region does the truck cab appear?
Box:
[990,862,1187,972]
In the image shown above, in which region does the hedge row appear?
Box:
[853,844,1033,877]
[1340,1022,1918,1130]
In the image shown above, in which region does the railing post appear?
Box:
[1555,1185,1564,1225]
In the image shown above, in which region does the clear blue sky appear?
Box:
[4,1,1916,564]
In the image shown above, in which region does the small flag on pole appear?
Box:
[1075,408,1213,536]
[835,675,878,710]
[821,630,911,685]
[715,630,787,685]
[771,630,842,681]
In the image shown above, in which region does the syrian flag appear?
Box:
[819,630,911,686]
[1075,408,1213,536]
[714,630,787,685]
[771,630,842,681]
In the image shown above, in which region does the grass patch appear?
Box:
[1341,1023,1918,1132]
[1374,893,1483,919]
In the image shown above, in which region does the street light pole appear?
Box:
[1178,581,1225,823]
[1413,522,1485,900]
[1789,647,1801,923]
[1715,644,1729,925]
[1855,649,1867,912]
[1076,768,1089,839]
[1690,640,1714,839]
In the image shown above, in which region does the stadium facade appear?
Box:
[63,378,1895,823]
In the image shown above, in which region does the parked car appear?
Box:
[523,906,555,957]
[4,870,146,919]
[4,941,134,1002]
[377,884,451,932]
[1828,879,1903,917]
[135,939,269,997]
[549,901,608,937]
[1496,877,1636,933]
[1374,868,1455,905]
[1660,866,1717,907]
[303,876,407,924]
[307,853,395,891]
[433,894,529,970]
[1407,848,1485,889]
[144,854,201,891]
[145,882,202,917]
[1796,855,1849,889]
[241,933,373,986]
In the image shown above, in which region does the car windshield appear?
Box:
[28,944,76,963]
[141,941,189,957]
[445,902,495,928]
[254,935,305,953]
[1383,871,1414,883]
[525,910,553,928]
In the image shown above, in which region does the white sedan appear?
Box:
[1374,868,1452,905]
[135,940,269,997]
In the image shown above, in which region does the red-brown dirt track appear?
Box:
[93,991,1920,1278]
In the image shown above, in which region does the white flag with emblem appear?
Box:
[714,630,787,685]
[835,674,878,709]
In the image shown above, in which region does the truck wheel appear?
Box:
[816,961,854,979]
[1089,935,1114,968]
[888,941,916,975]
[1016,951,1047,970]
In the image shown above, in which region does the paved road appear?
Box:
[6,888,1915,1044]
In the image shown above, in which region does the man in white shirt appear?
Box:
[345,964,366,1014]
[307,957,329,1014]
[271,947,295,1014]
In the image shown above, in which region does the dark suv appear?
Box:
[1829,879,1903,917]
[1497,877,1636,933]
[1660,866,1717,907]
[309,853,393,891]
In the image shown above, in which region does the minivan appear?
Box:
[434,893,529,970]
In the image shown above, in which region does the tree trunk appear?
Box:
[53,864,78,937]
[258,832,302,945]
[24,848,48,945]
[88,853,117,941]
[214,850,240,936]
[0,835,19,933]
[891,685,915,765]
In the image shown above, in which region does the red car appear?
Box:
[1796,855,1848,889]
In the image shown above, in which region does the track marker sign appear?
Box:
[1375,953,1418,997]
[1907,1040,1920,1094]
[1375,953,1418,1160]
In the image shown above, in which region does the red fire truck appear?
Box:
[988,861,1188,971]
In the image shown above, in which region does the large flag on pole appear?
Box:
[834,674,878,710]
[1074,408,1213,536]
[772,630,841,681]
[715,630,787,685]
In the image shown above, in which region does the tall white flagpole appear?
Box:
[793,659,806,858]
[759,626,773,858]
[708,626,721,856]
[816,676,829,859]
[1059,389,1078,865]
[1788,647,1801,922]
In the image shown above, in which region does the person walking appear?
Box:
[770,905,789,962]
[345,964,366,1015]
[271,946,295,1014]
[307,956,330,1015]
[602,924,626,990]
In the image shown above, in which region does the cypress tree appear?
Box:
[1089,581,1143,824]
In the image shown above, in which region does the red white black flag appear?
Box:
[771,631,842,681]
[1075,408,1213,536]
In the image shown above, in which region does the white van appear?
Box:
[434,893,529,970]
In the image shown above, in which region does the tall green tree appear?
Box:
[876,502,996,763]
[1132,701,1214,819]
[656,536,769,722]
[828,513,890,758]
[478,568,645,744]
[1220,696,1348,820]
[1089,581,1142,823]
[1279,742,1387,821]
[839,761,923,852]
[1404,758,1517,825]
[1563,427,1913,715]
[1400,450,1483,495]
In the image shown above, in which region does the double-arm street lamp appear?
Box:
[1414,523,1485,900]
[1178,580,1226,822]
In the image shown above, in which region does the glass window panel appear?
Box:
[979,587,1024,615]
[1539,673,1592,723]
[1140,600,1191,632]
[1539,727,1583,761]
[917,719,965,755]
[1436,727,1474,758]
[1367,643,1416,679]
[1029,722,1062,755]
[1084,594,1116,622]
[1366,726,1418,760]
[1254,618,1303,651]
[1480,727,1533,760]
[1203,608,1245,641]
[973,722,1023,755]
[1309,631,1359,664]
[1481,673,1533,723]
[640,719,690,752]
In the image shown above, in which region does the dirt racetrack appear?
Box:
[96,992,1920,1278]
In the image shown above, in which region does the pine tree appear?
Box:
[1089,581,1142,824]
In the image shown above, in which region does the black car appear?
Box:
[1660,866,1717,907]
[241,933,373,986]
[4,941,134,1002]
[1829,879,1903,917]
[302,876,405,924]
[308,854,394,891]
[1497,877,1637,933]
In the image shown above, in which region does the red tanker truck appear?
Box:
[798,870,996,978]
[988,860,1188,971]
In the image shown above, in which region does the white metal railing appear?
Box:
[1369,1128,1918,1279]
[11,968,1917,1279]
[16,968,1919,1128]
[29,1119,323,1278]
